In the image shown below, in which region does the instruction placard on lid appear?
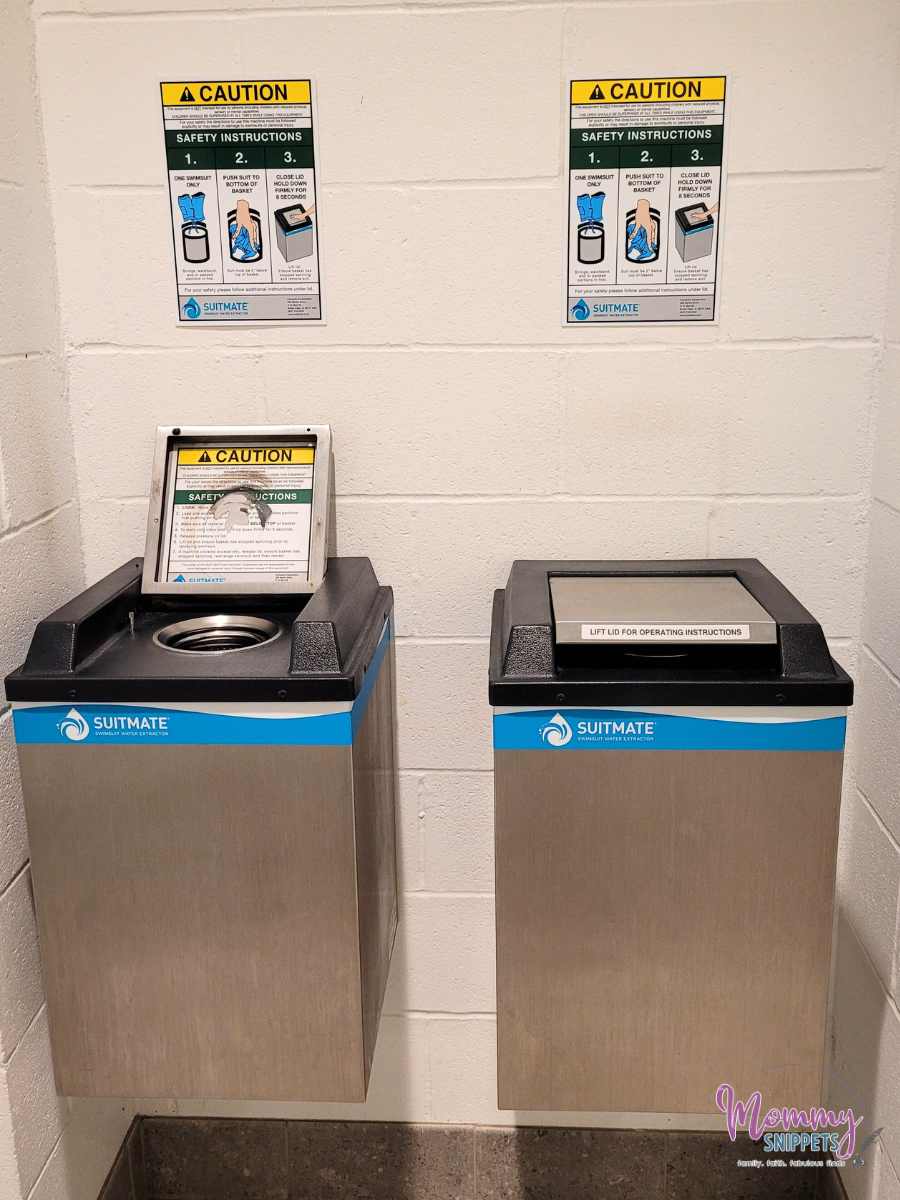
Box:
[143,426,332,595]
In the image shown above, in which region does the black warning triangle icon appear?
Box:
[180,86,196,102]
[590,84,604,100]
[198,450,211,463]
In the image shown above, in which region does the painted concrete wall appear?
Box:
[0,0,897,1193]
[829,82,900,1200]
[0,1,136,1197]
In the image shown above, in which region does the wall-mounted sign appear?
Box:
[160,80,325,324]
[564,76,727,325]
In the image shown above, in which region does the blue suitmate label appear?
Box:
[493,706,846,752]
[13,620,391,747]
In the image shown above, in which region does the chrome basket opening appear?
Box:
[153,615,282,655]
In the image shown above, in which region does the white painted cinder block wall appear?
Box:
[829,81,900,1200]
[0,1,137,1197]
[0,0,898,1193]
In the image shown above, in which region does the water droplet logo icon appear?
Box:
[183,297,201,320]
[59,708,90,742]
[571,298,591,322]
[539,712,573,747]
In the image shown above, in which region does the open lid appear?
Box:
[142,425,332,596]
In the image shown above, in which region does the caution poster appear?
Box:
[565,77,727,325]
[160,80,324,324]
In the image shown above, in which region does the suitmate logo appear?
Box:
[538,710,658,748]
[58,708,90,742]
[539,712,573,747]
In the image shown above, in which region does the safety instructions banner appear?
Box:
[565,76,727,325]
[164,445,315,584]
[160,80,324,324]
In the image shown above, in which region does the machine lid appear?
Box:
[550,575,777,645]
[142,425,332,597]
[489,559,852,707]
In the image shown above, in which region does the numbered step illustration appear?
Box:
[161,80,325,324]
[565,76,727,325]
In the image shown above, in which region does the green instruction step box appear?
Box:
[167,146,216,171]
[671,144,723,167]
[619,146,672,168]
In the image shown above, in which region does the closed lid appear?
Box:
[550,575,776,645]
[489,559,853,707]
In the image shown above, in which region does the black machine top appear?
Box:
[5,557,392,703]
[489,559,853,707]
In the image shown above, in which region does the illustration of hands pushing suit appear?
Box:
[626,197,660,262]
[229,198,263,263]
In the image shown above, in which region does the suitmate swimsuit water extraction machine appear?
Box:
[490,559,852,1114]
[6,425,399,1101]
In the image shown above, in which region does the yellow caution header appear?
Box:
[179,447,315,466]
[571,77,725,104]
[161,80,311,106]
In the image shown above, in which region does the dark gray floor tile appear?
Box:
[475,1127,666,1200]
[818,1167,849,1199]
[128,1119,147,1200]
[143,1118,287,1199]
[288,1121,474,1200]
[100,1143,134,1200]
[665,1132,822,1200]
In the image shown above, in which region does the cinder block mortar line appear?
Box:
[0,459,10,533]
[413,773,426,889]
[95,491,867,504]
[0,351,51,366]
[0,180,25,191]
[62,168,883,197]
[406,767,494,775]
[36,0,794,23]
[861,644,900,692]
[838,917,900,1183]
[1,1002,47,1072]
[729,168,885,186]
[0,861,30,908]
[396,636,488,645]
[405,1012,495,1021]
[0,499,74,546]
[873,493,900,521]
[24,1128,66,1200]
[401,890,492,899]
[335,491,868,504]
[856,783,900,860]
[67,337,880,354]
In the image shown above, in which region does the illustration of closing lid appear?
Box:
[275,203,315,262]
[276,202,312,231]
[676,202,714,233]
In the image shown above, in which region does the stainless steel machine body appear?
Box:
[489,559,852,1115]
